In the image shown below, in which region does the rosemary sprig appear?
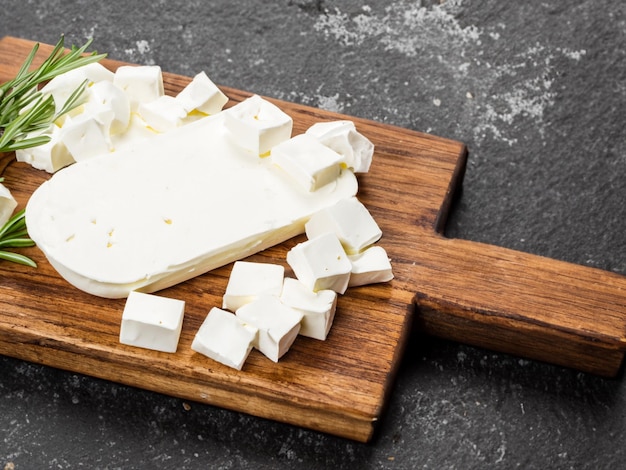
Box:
[0,208,36,268]
[0,35,107,153]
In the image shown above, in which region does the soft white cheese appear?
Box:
[271,134,343,192]
[305,120,374,173]
[15,124,75,173]
[176,71,228,115]
[223,94,293,156]
[85,80,131,135]
[60,114,112,162]
[286,232,352,294]
[222,261,285,312]
[279,277,337,340]
[113,65,164,112]
[119,291,185,353]
[0,183,17,227]
[305,196,382,254]
[348,245,394,287]
[26,111,358,298]
[138,95,188,133]
[191,307,258,371]
[235,295,303,362]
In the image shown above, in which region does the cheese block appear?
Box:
[25,113,358,298]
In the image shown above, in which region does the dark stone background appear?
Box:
[1,1,625,468]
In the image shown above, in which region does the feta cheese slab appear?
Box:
[286,232,352,294]
[306,120,374,173]
[191,307,258,371]
[348,245,394,287]
[235,296,303,362]
[222,261,285,311]
[119,291,185,353]
[280,277,337,340]
[138,95,187,133]
[271,134,343,192]
[305,196,382,254]
[224,94,293,156]
[176,71,228,115]
[0,183,17,227]
[113,65,164,111]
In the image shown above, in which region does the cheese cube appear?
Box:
[15,125,74,173]
[305,196,382,254]
[119,291,185,353]
[306,120,374,173]
[222,261,285,311]
[271,134,343,192]
[60,114,112,161]
[191,307,258,371]
[286,232,352,294]
[113,65,164,111]
[280,277,337,340]
[176,71,228,115]
[348,246,394,287]
[235,296,303,362]
[85,80,131,135]
[0,183,17,227]
[138,95,187,133]
[224,94,293,156]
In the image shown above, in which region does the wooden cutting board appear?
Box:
[1,37,625,443]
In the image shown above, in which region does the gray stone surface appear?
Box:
[1,1,625,468]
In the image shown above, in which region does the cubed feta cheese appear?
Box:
[222,261,285,311]
[176,71,228,115]
[191,307,258,371]
[224,94,293,156]
[305,196,382,254]
[235,296,303,362]
[286,232,352,294]
[138,95,188,133]
[15,125,74,173]
[271,134,343,192]
[305,120,374,173]
[119,291,185,353]
[60,114,112,161]
[280,277,337,340]
[348,245,394,287]
[0,183,17,227]
[113,65,164,112]
[85,80,131,135]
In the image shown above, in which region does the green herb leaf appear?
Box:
[0,208,36,268]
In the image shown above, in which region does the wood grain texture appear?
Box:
[1,36,625,443]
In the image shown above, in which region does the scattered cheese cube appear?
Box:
[0,183,17,227]
[235,296,303,362]
[286,232,352,294]
[113,65,164,111]
[138,95,188,133]
[272,134,343,192]
[191,307,258,371]
[224,94,293,156]
[348,246,394,287]
[85,80,131,135]
[15,125,74,173]
[119,291,185,353]
[280,277,337,340]
[305,196,382,254]
[305,120,374,173]
[222,261,285,311]
[60,114,112,161]
[176,71,228,115]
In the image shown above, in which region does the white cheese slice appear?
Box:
[286,232,352,294]
[348,245,394,287]
[222,261,285,312]
[279,277,337,340]
[26,112,358,298]
[235,295,303,362]
[176,71,228,115]
[0,183,17,227]
[305,196,382,254]
[191,307,258,371]
[113,65,164,112]
[119,291,185,353]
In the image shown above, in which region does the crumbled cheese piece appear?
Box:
[113,65,164,112]
[60,114,112,162]
[222,261,285,311]
[286,232,352,294]
[271,134,343,192]
[15,125,74,173]
[305,120,374,173]
[224,94,293,156]
[119,291,185,353]
[85,80,131,135]
[235,295,303,362]
[305,196,382,254]
[191,307,258,371]
[176,71,228,115]
[0,183,17,227]
[138,95,187,133]
[348,245,394,287]
[279,277,337,340]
